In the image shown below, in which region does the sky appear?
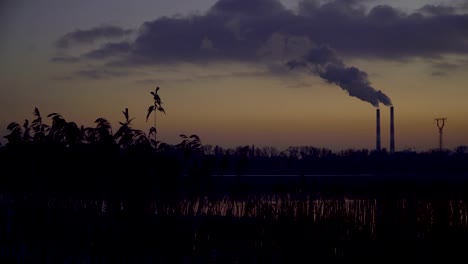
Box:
[1,0,468,151]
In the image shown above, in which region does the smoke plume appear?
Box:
[288,46,392,107]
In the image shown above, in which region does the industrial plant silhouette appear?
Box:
[1,87,468,263]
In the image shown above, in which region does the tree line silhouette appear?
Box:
[1,87,468,197]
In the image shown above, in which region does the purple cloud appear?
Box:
[56,25,133,49]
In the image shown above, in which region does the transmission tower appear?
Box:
[434,118,447,151]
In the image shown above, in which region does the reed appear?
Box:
[2,190,468,262]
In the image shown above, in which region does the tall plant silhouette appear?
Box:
[4,122,24,145]
[22,119,32,143]
[115,108,135,149]
[4,119,33,145]
[31,107,48,143]
[5,108,47,145]
[46,113,81,146]
[146,87,165,142]
[47,113,67,144]
[115,108,149,148]
[85,118,114,145]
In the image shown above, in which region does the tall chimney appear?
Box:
[376,108,381,152]
[390,106,395,153]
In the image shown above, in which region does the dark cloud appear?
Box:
[297,0,320,16]
[288,46,392,107]
[419,5,455,16]
[55,25,133,49]
[60,0,468,66]
[51,0,468,107]
[297,4,468,59]
[209,0,287,16]
[50,56,80,63]
[83,42,132,59]
[301,0,367,18]
[462,0,468,9]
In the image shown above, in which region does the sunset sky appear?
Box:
[1,0,467,151]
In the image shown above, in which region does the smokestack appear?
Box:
[376,108,381,152]
[390,106,395,153]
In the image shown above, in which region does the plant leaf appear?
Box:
[146,105,155,122]
[189,134,200,141]
[7,122,20,131]
[123,108,129,121]
[47,113,60,118]
[33,107,41,118]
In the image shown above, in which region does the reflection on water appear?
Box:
[1,192,468,262]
